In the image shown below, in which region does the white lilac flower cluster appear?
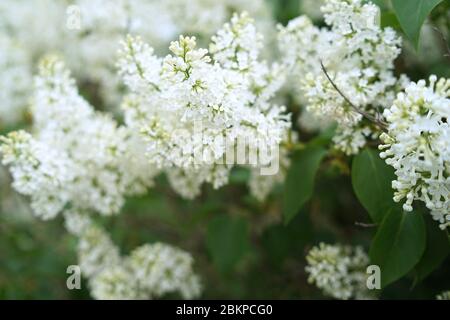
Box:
[277,14,335,133]
[305,243,372,300]
[125,243,202,299]
[0,1,65,127]
[0,0,65,59]
[380,76,450,229]
[0,131,73,219]
[65,212,201,300]
[75,218,121,279]
[65,0,175,108]
[67,0,275,109]
[0,56,157,220]
[0,34,33,127]
[278,0,405,155]
[0,11,287,203]
[0,1,275,120]
[118,13,291,199]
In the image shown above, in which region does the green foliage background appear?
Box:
[1,0,449,299]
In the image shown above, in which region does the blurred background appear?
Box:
[0,0,449,299]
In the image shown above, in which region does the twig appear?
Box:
[320,61,388,132]
[354,221,378,228]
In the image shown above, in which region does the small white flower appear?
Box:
[90,264,140,300]
[127,243,202,299]
[67,214,202,300]
[76,220,121,278]
[118,13,291,199]
[0,131,74,220]
[305,243,372,300]
[0,56,158,219]
[380,76,450,229]
[278,0,405,155]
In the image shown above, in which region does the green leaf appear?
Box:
[229,167,250,184]
[414,214,450,283]
[391,0,444,48]
[380,12,402,31]
[283,145,327,224]
[206,215,250,274]
[262,211,313,267]
[309,124,336,147]
[429,62,450,78]
[370,208,426,288]
[274,0,301,24]
[352,149,396,223]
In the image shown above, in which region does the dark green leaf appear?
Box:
[309,124,336,147]
[414,214,450,282]
[261,225,291,265]
[229,167,250,184]
[275,0,301,24]
[380,12,402,30]
[429,62,450,78]
[262,211,312,267]
[283,145,327,224]
[370,208,426,288]
[391,0,444,48]
[352,149,395,223]
[206,215,250,274]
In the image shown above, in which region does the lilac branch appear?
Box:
[320,61,388,132]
